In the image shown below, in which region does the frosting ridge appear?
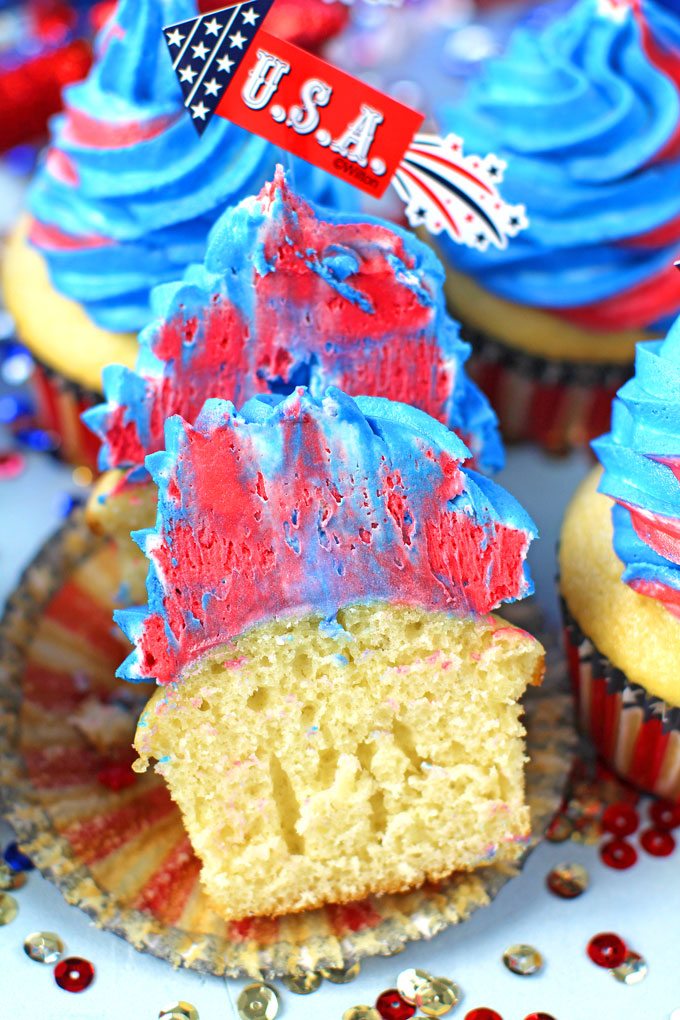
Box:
[83,171,504,473]
[116,388,535,684]
[594,313,680,616]
[27,0,354,333]
[437,0,680,334]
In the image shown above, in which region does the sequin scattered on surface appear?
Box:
[397,968,433,1004]
[464,1010,502,1020]
[0,892,18,925]
[611,952,648,985]
[54,957,95,992]
[600,838,637,870]
[320,962,361,983]
[71,466,93,487]
[281,972,322,995]
[24,931,64,964]
[3,842,34,872]
[158,1002,199,1020]
[237,983,279,1020]
[546,862,588,899]
[0,452,25,480]
[524,1014,557,1020]
[15,427,60,453]
[375,989,416,1020]
[602,803,639,837]
[343,1008,381,1020]
[587,933,627,969]
[0,862,26,890]
[545,814,573,843]
[649,801,680,831]
[640,828,676,857]
[417,976,460,1017]
[502,944,543,976]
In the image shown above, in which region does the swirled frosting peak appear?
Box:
[115,388,535,684]
[594,313,680,616]
[27,0,354,333]
[83,170,503,474]
[438,0,680,334]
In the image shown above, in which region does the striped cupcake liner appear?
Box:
[30,358,102,471]
[0,513,576,978]
[562,599,680,802]
[461,324,632,454]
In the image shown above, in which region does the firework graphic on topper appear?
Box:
[163,2,527,250]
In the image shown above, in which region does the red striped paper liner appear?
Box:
[461,324,632,454]
[30,359,101,471]
[0,514,576,978]
[562,600,680,802]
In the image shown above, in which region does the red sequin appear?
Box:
[465,1011,503,1020]
[376,989,416,1020]
[640,827,676,857]
[602,802,639,837]
[649,800,680,831]
[600,838,638,870]
[96,763,137,792]
[0,452,25,480]
[524,1014,557,1020]
[54,957,95,992]
[587,933,627,969]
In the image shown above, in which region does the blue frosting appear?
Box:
[593,314,680,604]
[436,0,680,329]
[114,388,535,683]
[28,0,355,333]
[84,172,505,473]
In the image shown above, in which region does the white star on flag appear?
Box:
[164,0,277,135]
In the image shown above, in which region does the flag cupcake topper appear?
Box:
[164,2,527,250]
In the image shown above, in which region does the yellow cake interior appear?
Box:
[134,602,544,921]
[560,467,680,706]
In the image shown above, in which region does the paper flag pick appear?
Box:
[164,3,527,249]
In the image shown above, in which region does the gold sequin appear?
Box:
[611,953,648,986]
[24,931,64,964]
[418,977,461,1017]
[0,863,26,891]
[282,971,322,994]
[319,961,361,984]
[503,944,543,976]
[237,983,279,1020]
[0,893,17,926]
[342,1008,381,1020]
[159,1003,199,1020]
[397,967,434,1004]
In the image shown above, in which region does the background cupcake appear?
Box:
[560,316,680,799]
[1,0,354,468]
[435,0,680,453]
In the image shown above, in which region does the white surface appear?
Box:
[1,445,679,1020]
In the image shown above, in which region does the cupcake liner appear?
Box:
[30,358,101,471]
[461,323,632,454]
[562,599,680,801]
[0,512,576,978]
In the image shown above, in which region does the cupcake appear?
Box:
[560,317,680,799]
[1,0,354,469]
[119,387,543,921]
[434,0,680,452]
[84,170,503,603]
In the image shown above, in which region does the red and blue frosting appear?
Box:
[437,0,680,334]
[115,388,535,685]
[27,0,354,334]
[83,171,504,474]
[594,314,680,616]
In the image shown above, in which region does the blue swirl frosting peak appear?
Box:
[437,0,680,334]
[27,0,355,333]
